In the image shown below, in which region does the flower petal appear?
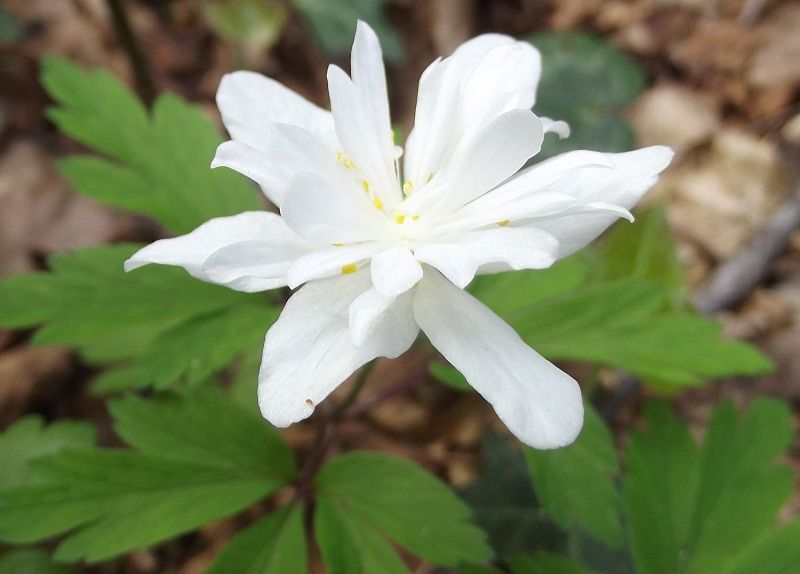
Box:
[402,109,544,218]
[349,287,395,347]
[415,226,559,288]
[370,247,423,296]
[524,146,674,258]
[124,212,313,292]
[259,272,418,427]
[201,239,312,292]
[280,172,390,244]
[286,242,387,289]
[216,71,336,151]
[414,270,583,449]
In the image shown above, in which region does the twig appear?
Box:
[693,193,800,314]
[346,363,430,419]
[106,0,156,105]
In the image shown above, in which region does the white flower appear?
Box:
[125,21,673,449]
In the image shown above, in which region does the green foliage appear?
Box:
[204,0,288,50]
[623,399,795,574]
[524,405,622,548]
[0,244,276,391]
[42,57,260,234]
[0,387,295,562]
[429,361,471,392]
[315,451,492,569]
[0,549,74,574]
[461,436,559,558]
[292,0,404,61]
[530,31,644,160]
[0,417,95,489]
[207,504,306,574]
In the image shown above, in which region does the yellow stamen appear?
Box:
[395,213,406,224]
[426,172,434,183]
[412,214,420,221]
[362,180,370,192]
[337,151,355,170]
[341,263,358,274]
[373,197,383,210]
[402,180,414,196]
[331,243,344,247]
[497,219,510,227]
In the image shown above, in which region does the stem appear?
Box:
[106,0,156,104]
[346,362,430,418]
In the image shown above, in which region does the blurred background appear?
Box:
[0,0,799,572]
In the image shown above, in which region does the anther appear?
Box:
[373,197,383,210]
[402,180,414,196]
[395,213,406,224]
[341,263,358,274]
[337,151,355,170]
[497,219,510,227]
[362,180,370,192]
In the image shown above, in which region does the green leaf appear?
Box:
[315,497,410,574]
[684,399,794,574]
[109,386,295,480]
[315,451,491,567]
[204,0,288,49]
[0,416,95,489]
[601,203,686,308]
[524,405,622,548]
[529,32,644,160]
[134,303,279,388]
[0,389,294,563]
[0,244,271,390]
[207,504,306,574]
[292,0,404,62]
[622,402,701,574]
[461,435,559,557]
[42,57,260,234]
[511,552,595,574]
[726,519,800,574]
[429,362,471,392]
[622,399,794,574]
[0,549,74,574]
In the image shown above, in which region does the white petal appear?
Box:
[404,35,541,186]
[415,227,559,288]
[286,242,387,289]
[403,109,544,217]
[280,172,389,244]
[259,272,418,427]
[201,240,310,292]
[327,64,401,210]
[349,287,395,347]
[213,123,359,207]
[370,247,423,296]
[216,71,336,150]
[124,212,313,292]
[351,21,392,148]
[414,270,583,449]
[526,146,674,258]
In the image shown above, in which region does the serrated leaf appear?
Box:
[41,57,260,234]
[684,399,794,574]
[292,0,404,62]
[315,451,491,567]
[461,435,559,558]
[315,497,410,574]
[135,303,279,388]
[601,203,686,308]
[529,32,644,160]
[0,389,294,563]
[0,244,270,390]
[0,549,74,574]
[622,402,701,574]
[622,399,794,574]
[0,416,95,489]
[109,386,295,480]
[511,552,595,574]
[207,504,306,574]
[524,405,622,548]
